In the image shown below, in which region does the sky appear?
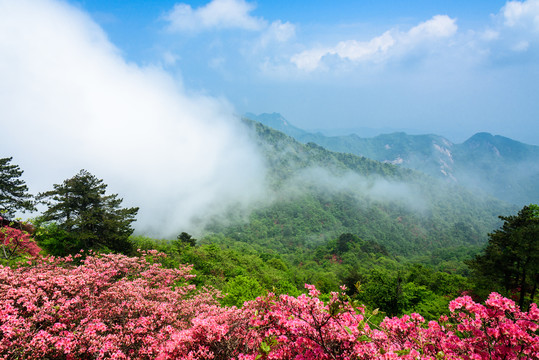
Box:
[0,0,538,236]
[70,0,539,144]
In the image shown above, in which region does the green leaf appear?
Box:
[260,341,271,353]
[357,334,371,342]
[395,349,411,356]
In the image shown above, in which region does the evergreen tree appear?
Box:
[176,232,197,247]
[0,157,35,219]
[37,170,138,254]
[469,204,539,309]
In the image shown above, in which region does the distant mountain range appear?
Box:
[244,113,539,206]
[204,117,517,259]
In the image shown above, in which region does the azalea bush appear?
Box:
[1,253,537,359]
[0,251,220,359]
[0,218,41,262]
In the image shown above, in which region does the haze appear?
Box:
[0,0,267,237]
[1,0,538,236]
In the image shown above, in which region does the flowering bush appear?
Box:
[0,218,41,261]
[243,285,539,359]
[1,253,537,359]
[0,252,217,359]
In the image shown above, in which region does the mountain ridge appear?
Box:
[245,112,539,206]
[202,118,515,258]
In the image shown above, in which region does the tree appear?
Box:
[36,170,139,254]
[0,220,41,263]
[176,231,197,247]
[358,268,404,316]
[469,204,539,309]
[335,233,359,254]
[0,157,35,219]
[222,275,265,307]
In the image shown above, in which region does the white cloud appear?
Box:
[289,49,327,72]
[283,168,427,213]
[161,51,181,67]
[0,0,268,237]
[481,29,500,41]
[482,1,539,55]
[405,15,458,40]
[165,0,265,32]
[512,39,530,50]
[333,32,395,61]
[503,0,539,30]
[249,20,296,56]
[263,20,295,44]
[291,32,394,71]
[290,15,457,72]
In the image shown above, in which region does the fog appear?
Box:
[0,0,268,237]
[279,167,428,213]
[0,0,472,240]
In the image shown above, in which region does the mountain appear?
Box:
[243,112,308,139]
[245,113,539,206]
[204,118,514,258]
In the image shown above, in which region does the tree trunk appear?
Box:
[529,273,538,310]
[518,264,528,309]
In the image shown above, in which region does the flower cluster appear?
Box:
[0,252,213,359]
[0,219,41,260]
[1,253,537,359]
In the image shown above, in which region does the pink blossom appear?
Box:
[1,254,538,359]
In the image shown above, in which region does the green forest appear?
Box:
[1,120,538,322]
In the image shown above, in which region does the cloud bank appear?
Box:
[165,0,265,32]
[285,1,539,73]
[291,15,458,71]
[503,0,539,30]
[164,0,295,55]
[282,167,427,213]
[0,0,268,237]
[491,0,539,53]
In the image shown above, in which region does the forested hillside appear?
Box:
[247,113,539,206]
[204,119,513,258]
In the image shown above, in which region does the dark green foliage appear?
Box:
[468,204,539,309]
[222,275,265,307]
[358,268,404,316]
[336,233,358,254]
[130,234,300,301]
[176,232,196,247]
[0,157,35,219]
[36,170,138,255]
[33,222,75,256]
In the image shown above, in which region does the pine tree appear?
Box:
[0,157,35,220]
[37,170,139,254]
[469,204,539,309]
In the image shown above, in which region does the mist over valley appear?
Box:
[247,112,539,207]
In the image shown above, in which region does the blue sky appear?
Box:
[68,0,539,144]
